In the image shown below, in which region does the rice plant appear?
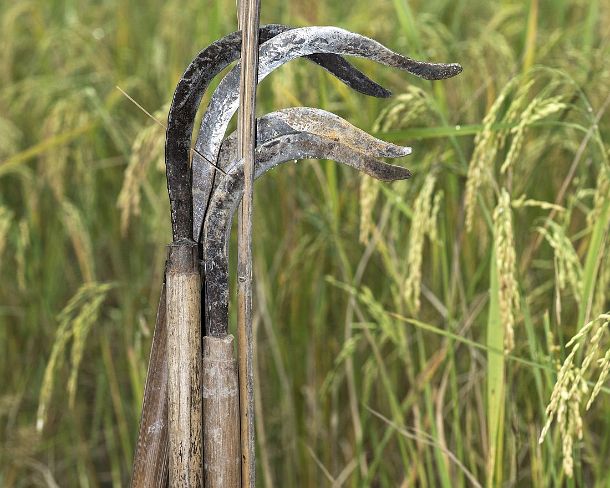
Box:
[1,0,609,485]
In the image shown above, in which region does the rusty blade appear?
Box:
[165,24,392,241]
[192,26,462,240]
[202,131,411,336]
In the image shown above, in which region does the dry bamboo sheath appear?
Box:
[166,241,203,486]
[202,335,241,486]
[131,285,169,487]
[236,1,261,487]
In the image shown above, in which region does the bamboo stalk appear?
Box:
[130,284,169,488]
[202,335,241,487]
[166,241,203,487]
[236,1,261,487]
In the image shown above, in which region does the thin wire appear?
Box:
[115,85,227,176]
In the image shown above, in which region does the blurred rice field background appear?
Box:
[1,0,609,486]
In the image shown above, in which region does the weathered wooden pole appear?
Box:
[166,240,203,487]
[236,1,261,486]
[202,335,241,487]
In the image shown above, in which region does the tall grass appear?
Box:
[1,0,609,485]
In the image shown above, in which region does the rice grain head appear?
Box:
[538,344,585,478]
[537,221,583,304]
[40,95,92,201]
[465,76,566,231]
[588,349,610,410]
[373,86,435,133]
[493,189,520,352]
[117,106,166,235]
[359,176,380,244]
[465,81,515,231]
[501,95,566,175]
[499,80,536,146]
[363,86,436,246]
[540,313,610,476]
[67,290,111,408]
[511,195,566,212]
[404,174,438,314]
[61,200,95,283]
[36,282,114,431]
[592,250,609,318]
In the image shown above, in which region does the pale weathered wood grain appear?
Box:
[166,242,203,487]
[236,2,261,486]
[202,335,241,488]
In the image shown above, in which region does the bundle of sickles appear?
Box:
[130,24,461,487]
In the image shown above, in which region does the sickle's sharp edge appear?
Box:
[165,24,392,240]
[192,26,462,239]
[203,132,410,336]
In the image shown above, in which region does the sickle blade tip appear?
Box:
[427,62,463,80]
[445,62,463,78]
[380,165,412,181]
[397,146,412,157]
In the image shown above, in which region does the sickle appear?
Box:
[203,130,411,337]
[165,24,392,241]
[192,26,462,240]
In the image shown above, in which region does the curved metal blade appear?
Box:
[202,132,411,336]
[192,26,462,239]
[219,107,412,165]
[165,24,392,240]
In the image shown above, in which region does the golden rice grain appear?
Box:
[359,176,380,244]
[37,282,114,431]
[404,174,437,313]
[117,107,166,235]
[61,200,95,282]
[492,189,520,352]
[540,313,610,476]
